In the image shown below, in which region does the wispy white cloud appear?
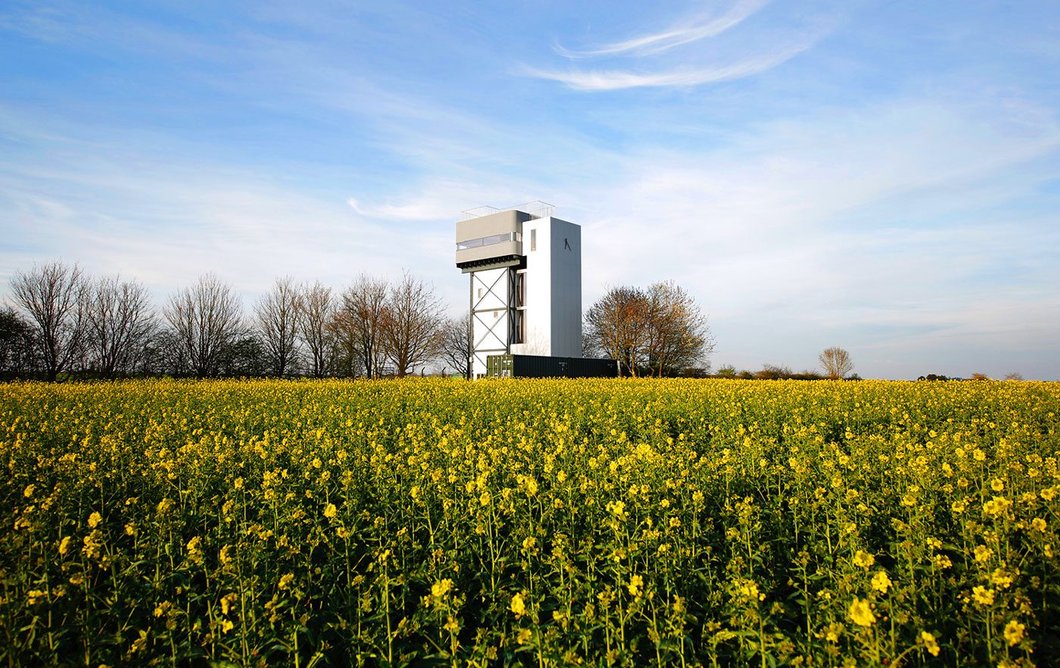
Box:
[528,1,833,91]
[555,0,769,58]
[348,190,478,223]
[525,38,814,91]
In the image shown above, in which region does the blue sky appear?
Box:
[2,0,1059,379]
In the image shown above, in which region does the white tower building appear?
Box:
[456,203,582,378]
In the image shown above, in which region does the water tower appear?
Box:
[456,202,582,378]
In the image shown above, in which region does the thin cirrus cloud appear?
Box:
[554,0,769,58]
[526,39,816,91]
[528,0,830,91]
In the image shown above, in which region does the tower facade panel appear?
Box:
[457,205,581,378]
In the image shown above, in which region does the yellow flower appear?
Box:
[972,586,995,607]
[186,536,203,565]
[991,568,1014,590]
[516,628,532,645]
[1003,619,1025,646]
[871,570,892,594]
[853,550,875,569]
[82,531,102,560]
[736,579,762,603]
[27,589,47,605]
[220,592,238,615]
[23,484,36,498]
[983,496,1012,517]
[58,536,72,556]
[627,574,644,597]
[522,536,537,551]
[519,475,538,496]
[990,478,1005,492]
[974,545,993,564]
[278,573,295,590]
[672,595,686,614]
[823,622,843,643]
[1031,517,1047,532]
[431,579,453,600]
[87,512,102,529]
[129,630,149,654]
[920,631,940,656]
[510,592,526,617]
[848,597,875,627]
[323,503,337,519]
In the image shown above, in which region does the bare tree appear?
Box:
[819,347,854,380]
[255,277,302,376]
[164,274,243,377]
[340,276,389,378]
[85,275,155,378]
[585,282,712,377]
[644,281,712,376]
[438,312,471,379]
[584,286,650,376]
[298,281,335,378]
[381,272,444,377]
[10,261,88,381]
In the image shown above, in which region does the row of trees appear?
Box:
[3,262,467,380]
[4,261,722,381]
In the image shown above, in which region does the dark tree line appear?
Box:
[5,261,728,382]
[3,261,465,381]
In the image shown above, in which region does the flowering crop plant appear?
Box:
[1,378,1058,666]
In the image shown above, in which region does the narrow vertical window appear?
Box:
[530,229,536,252]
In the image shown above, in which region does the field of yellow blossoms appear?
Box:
[2,378,1058,666]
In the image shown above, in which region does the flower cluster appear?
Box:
[1,377,1057,665]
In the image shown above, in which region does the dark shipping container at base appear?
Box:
[486,354,618,378]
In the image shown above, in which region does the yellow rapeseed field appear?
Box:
[1,378,1058,666]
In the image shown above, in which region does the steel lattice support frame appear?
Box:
[468,267,518,377]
